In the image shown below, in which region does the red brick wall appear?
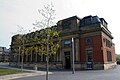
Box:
[101,35,116,62]
[101,35,107,62]
[79,37,86,62]
[80,34,116,63]
[80,35,103,62]
[111,44,116,62]
[92,35,103,62]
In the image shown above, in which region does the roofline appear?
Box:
[58,15,81,22]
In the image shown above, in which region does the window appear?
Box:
[103,38,106,42]
[107,51,112,62]
[80,19,85,26]
[64,51,70,56]
[42,54,46,62]
[92,16,101,23]
[86,50,93,62]
[37,55,41,62]
[101,18,107,27]
[106,39,111,48]
[64,40,71,48]
[49,55,55,62]
[62,21,71,30]
[84,18,92,25]
[86,37,92,44]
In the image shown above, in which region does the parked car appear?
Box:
[117,60,120,65]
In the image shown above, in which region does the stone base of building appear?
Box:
[79,62,117,70]
[103,62,117,70]
[9,62,117,70]
[9,62,63,70]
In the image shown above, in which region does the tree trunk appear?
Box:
[18,47,20,66]
[46,33,49,80]
[21,55,24,71]
[31,51,32,62]
[46,56,49,80]
[35,53,38,71]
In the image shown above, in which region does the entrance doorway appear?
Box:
[64,51,71,69]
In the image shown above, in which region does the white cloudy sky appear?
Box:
[0,0,120,54]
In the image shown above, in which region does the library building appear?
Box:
[10,15,116,70]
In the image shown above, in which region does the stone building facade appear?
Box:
[0,47,10,62]
[10,15,116,70]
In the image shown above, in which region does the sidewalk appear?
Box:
[0,71,52,80]
[0,63,52,80]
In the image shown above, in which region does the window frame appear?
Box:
[86,37,92,45]
[64,40,71,48]
[107,51,112,62]
[86,50,93,62]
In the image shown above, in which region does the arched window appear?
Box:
[86,37,92,44]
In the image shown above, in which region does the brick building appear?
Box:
[10,15,116,70]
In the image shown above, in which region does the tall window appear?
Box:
[49,54,55,62]
[86,50,93,62]
[37,55,41,62]
[42,54,46,62]
[107,51,112,62]
[106,39,111,48]
[64,40,71,48]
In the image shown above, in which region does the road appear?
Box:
[11,65,120,80]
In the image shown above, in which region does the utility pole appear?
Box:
[72,37,75,74]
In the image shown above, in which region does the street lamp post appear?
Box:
[72,37,75,74]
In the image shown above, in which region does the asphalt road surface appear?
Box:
[12,65,120,80]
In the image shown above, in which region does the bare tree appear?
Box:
[33,3,60,80]
[12,25,27,71]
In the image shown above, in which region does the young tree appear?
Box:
[12,26,27,71]
[33,3,60,80]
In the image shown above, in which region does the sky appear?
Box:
[0,0,120,54]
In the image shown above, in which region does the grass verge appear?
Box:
[0,68,30,76]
